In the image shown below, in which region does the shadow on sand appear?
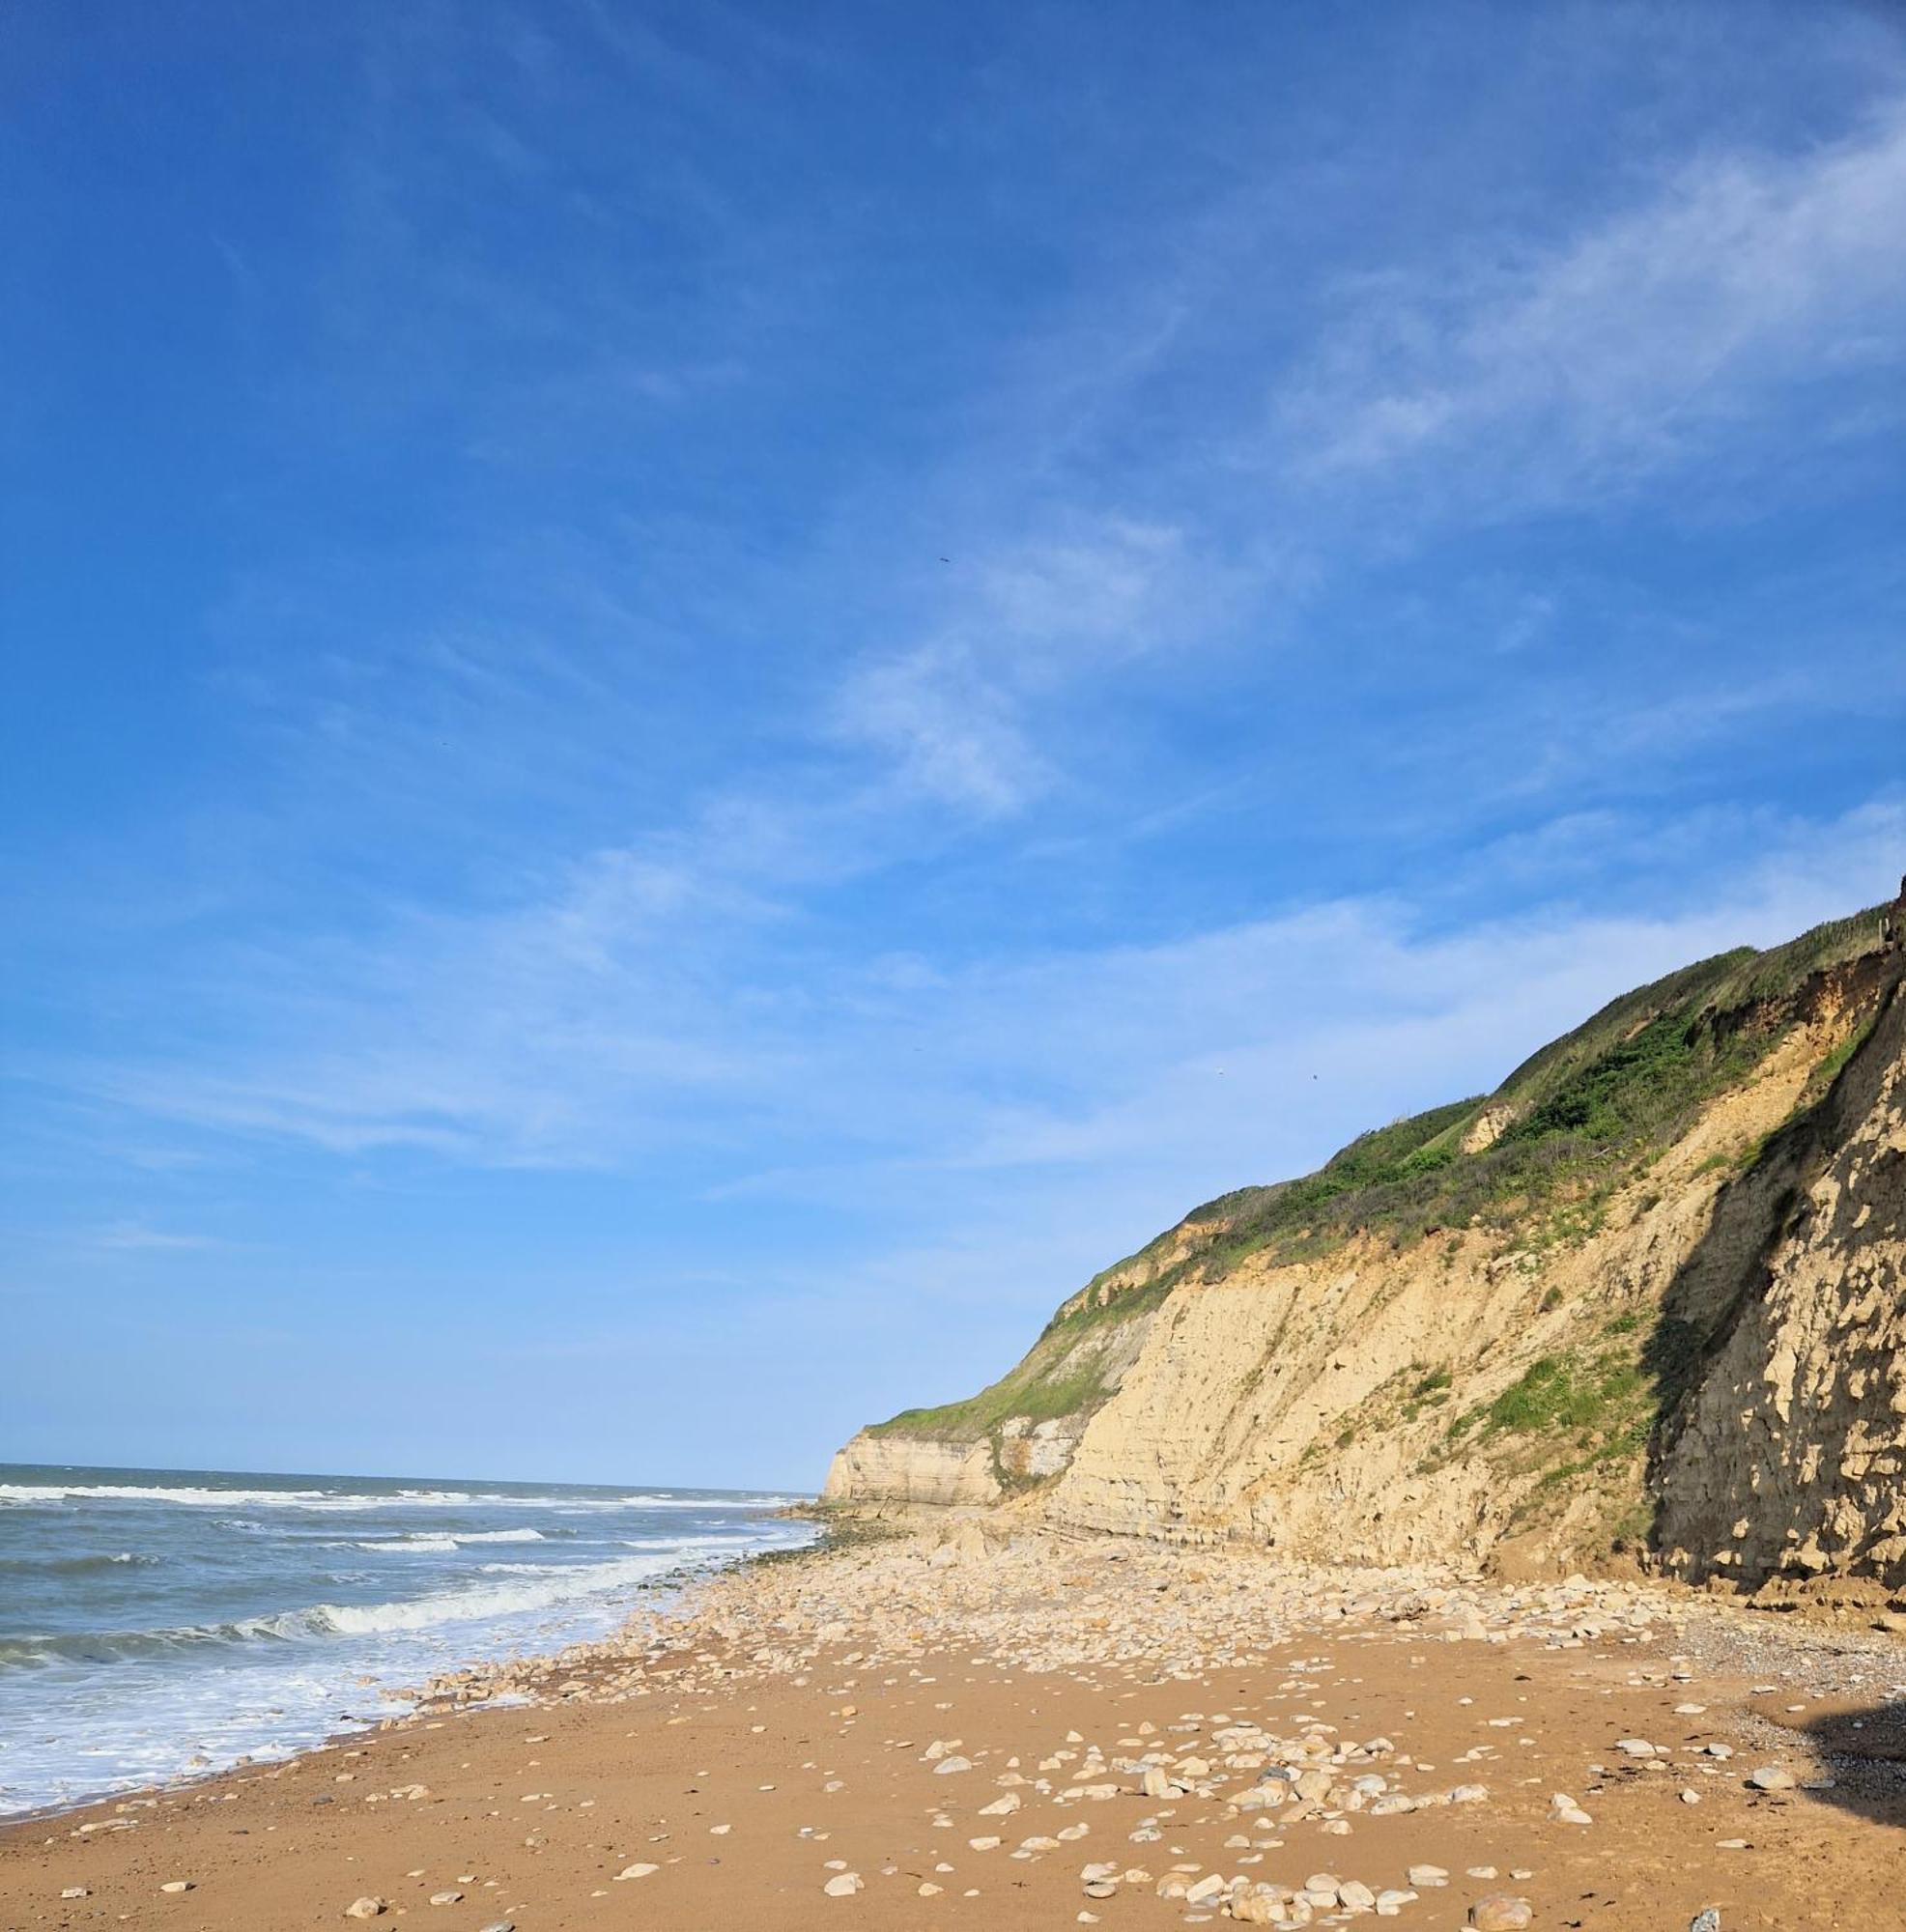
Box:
[1794,1696,1906,1833]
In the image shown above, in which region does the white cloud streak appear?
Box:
[829,517,1202,814]
[78,798,1906,1209]
[1281,102,1906,512]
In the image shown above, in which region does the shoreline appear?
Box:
[0,1512,822,1833]
[7,1524,1906,1929]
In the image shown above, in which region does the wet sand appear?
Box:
[5,1526,1905,1930]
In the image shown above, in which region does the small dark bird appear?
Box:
[939,555,951,562]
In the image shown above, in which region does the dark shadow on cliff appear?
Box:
[1636,958,1906,1578]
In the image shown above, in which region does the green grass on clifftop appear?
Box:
[859,904,1891,1456]
[1108,906,1888,1290]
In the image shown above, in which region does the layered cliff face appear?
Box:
[1656,967,1906,1594]
[821,1253,1172,1509]
[827,902,1906,1589]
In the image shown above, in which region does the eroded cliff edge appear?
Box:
[826,897,1906,1595]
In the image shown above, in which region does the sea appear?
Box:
[0,1462,813,1817]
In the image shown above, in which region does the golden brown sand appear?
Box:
[5,1527,1904,1931]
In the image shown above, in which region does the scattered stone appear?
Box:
[823,1871,864,1896]
[1468,1895,1533,1931]
[1749,1766,1796,1792]
[343,1901,385,1920]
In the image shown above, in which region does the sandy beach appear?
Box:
[5,1525,1905,1931]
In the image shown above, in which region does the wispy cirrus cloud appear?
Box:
[830,517,1202,814]
[1279,101,1906,514]
[71,793,1906,1194]
[32,78,1906,1195]
[91,1223,230,1254]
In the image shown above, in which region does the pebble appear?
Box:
[823,1871,864,1896]
[158,1881,194,1894]
[1749,1766,1796,1791]
[613,1862,659,1880]
[1467,1895,1533,1931]
[429,1889,464,1906]
[343,1901,385,1920]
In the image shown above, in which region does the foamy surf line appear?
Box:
[350,1528,550,1551]
[0,1522,813,1815]
[2,1547,751,1666]
[0,1468,815,1818]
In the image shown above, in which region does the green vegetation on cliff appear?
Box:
[869,1274,1169,1446]
[1105,905,1888,1290]
[863,904,1892,1459]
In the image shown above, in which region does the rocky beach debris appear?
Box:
[377,1524,1901,1924]
[12,1521,1906,1930]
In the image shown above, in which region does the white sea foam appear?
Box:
[299,1552,693,1636]
[0,1467,813,1817]
[353,1529,547,1552]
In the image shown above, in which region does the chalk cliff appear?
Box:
[827,896,1906,1595]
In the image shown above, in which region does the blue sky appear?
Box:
[4,2,1904,1489]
